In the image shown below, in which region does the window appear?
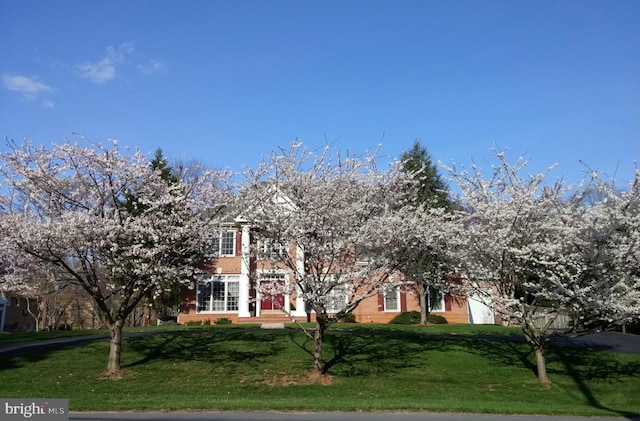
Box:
[354,246,373,266]
[258,240,285,259]
[428,287,445,312]
[383,285,400,311]
[326,284,347,313]
[218,231,236,256]
[197,275,240,313]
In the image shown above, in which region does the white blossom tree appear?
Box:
[0,138,229,376]
[239,143,423,375]
[566,171,640,330]
[444,151,640,385]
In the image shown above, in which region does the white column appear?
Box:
[293,244,308,317]
[238,225,251,317]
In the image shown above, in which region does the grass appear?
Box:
[0,323,262,345]
[0,325,638,417]
[325,322,524,335]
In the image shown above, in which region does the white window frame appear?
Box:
[219,230,236,257]
[196,275,240,313]
[383,285,400,312]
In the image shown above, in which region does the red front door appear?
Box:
[260,280,285,311]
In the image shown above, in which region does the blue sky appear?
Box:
[1,0,638,187]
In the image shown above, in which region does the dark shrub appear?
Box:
[338,313,356,323]
[185,320,202,326]
[215,317,232,325]
[427,314,448,324]
[389,311,421,325]
[389,311,448,325]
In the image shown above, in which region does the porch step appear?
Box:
[261,323,285,329]
[238,315,307,325]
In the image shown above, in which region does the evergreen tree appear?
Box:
[399,141,455,324]
[400,140,451,209]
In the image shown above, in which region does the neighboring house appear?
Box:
[0,291,37,332]
[178,218,478,325]
[0,293,5,331]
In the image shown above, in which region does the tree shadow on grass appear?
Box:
[0,335,110,372]
[550,346,640,420]
[458,336,640,419]
[469,338,538,377]
[122,329,287,368]
[287,329,454,376]
[0,350,58,372]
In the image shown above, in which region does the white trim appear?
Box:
[293,244,307,317]
[238,225,251,317]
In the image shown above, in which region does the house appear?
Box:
[178,218,480,325]
[0,291,37,332]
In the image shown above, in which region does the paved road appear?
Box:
[68,411,637,421]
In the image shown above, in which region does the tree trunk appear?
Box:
[534,345,551,385]
[25,297,40,332]
[417,283,428,325]
[105,319,124,375]
[313,318,327,374]
[522,323,551,386]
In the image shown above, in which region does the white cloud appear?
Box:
[3,74,54,107]
[78,59,116,83]
[138,59,166,76]
[3,74,52,99]
[78,43,135,83]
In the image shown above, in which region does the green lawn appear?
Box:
[0,323,262,345]
[0,326,638,417]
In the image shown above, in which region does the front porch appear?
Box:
[179,311,315,325]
